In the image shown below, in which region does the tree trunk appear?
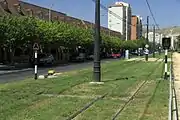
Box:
[48,47,51,54]
[56,48,59,61]
[0,47,2,63]
[3,48,7,64]
[10,48,15,65]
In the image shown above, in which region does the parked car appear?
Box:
[70,53,86,62]
[39,54,54,65]
[130,51,138,56]
[30,53,54,66]
[111,53,121,58]
[111,49,121,58]
[86,54,94,60]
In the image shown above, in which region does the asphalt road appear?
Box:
[0,59,120,83]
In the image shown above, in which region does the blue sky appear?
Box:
[22,0,180,28]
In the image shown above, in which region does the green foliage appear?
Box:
[0,15,146,51]
[0,16,38,48]
[122,39,145,50]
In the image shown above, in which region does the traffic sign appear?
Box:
[162,37,171,49]
[33,43,39,51]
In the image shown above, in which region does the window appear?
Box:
[26,9,33,16]
[14,4,24,15]
[0,0,11,13]
[54,16,59,21]
[39,12,44,19]
[36,11,43,19]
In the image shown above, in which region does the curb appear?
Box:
[0,68,33,75]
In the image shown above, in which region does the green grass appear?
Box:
[138,52,171,59]
[114,80,169,120]
[8,97,92,120]
[139,80,169,120]
[76,62,165,120]
[0,59,168,120]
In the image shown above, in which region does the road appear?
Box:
[0,59,119,83]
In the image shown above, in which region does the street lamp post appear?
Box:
[169,26,177,50]
[109,25,111,36]
[153,25,155,58]
[49,4,54,22]
[125,6,129,59]
[145,16,149,61]
[93,0,101,82]
[170,29,174,50]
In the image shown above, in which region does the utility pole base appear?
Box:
[164,72,168,80]
[89,82,104,85]
[145,54,148,61]
[35,74,38,80]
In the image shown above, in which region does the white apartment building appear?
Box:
[145,32,163,45]
[108,1,132,40]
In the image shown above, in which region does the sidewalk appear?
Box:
[0,62,31,70]
[126,57,159,62]
[173,52,180,119]
[0,68,33,75]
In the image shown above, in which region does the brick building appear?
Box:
[0,0,121,37]
[0,0,121,64]
[131,15,142,40]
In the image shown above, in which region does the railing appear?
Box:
[169,55,179,120]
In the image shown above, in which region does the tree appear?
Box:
[0,15,148,63]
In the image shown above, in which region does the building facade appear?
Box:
[0,0,121,37]
[131,15,142,40]
[108,1,132,40]
[145,32,163,45]
[0,0,122,64]
[166,33,180,50]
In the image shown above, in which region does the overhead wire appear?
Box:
[145,0,160,30]
[91,0,136,27]
[145,0,165,47]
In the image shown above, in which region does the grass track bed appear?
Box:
[0,59,168,120]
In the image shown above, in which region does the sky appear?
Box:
[22,0,180,29]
